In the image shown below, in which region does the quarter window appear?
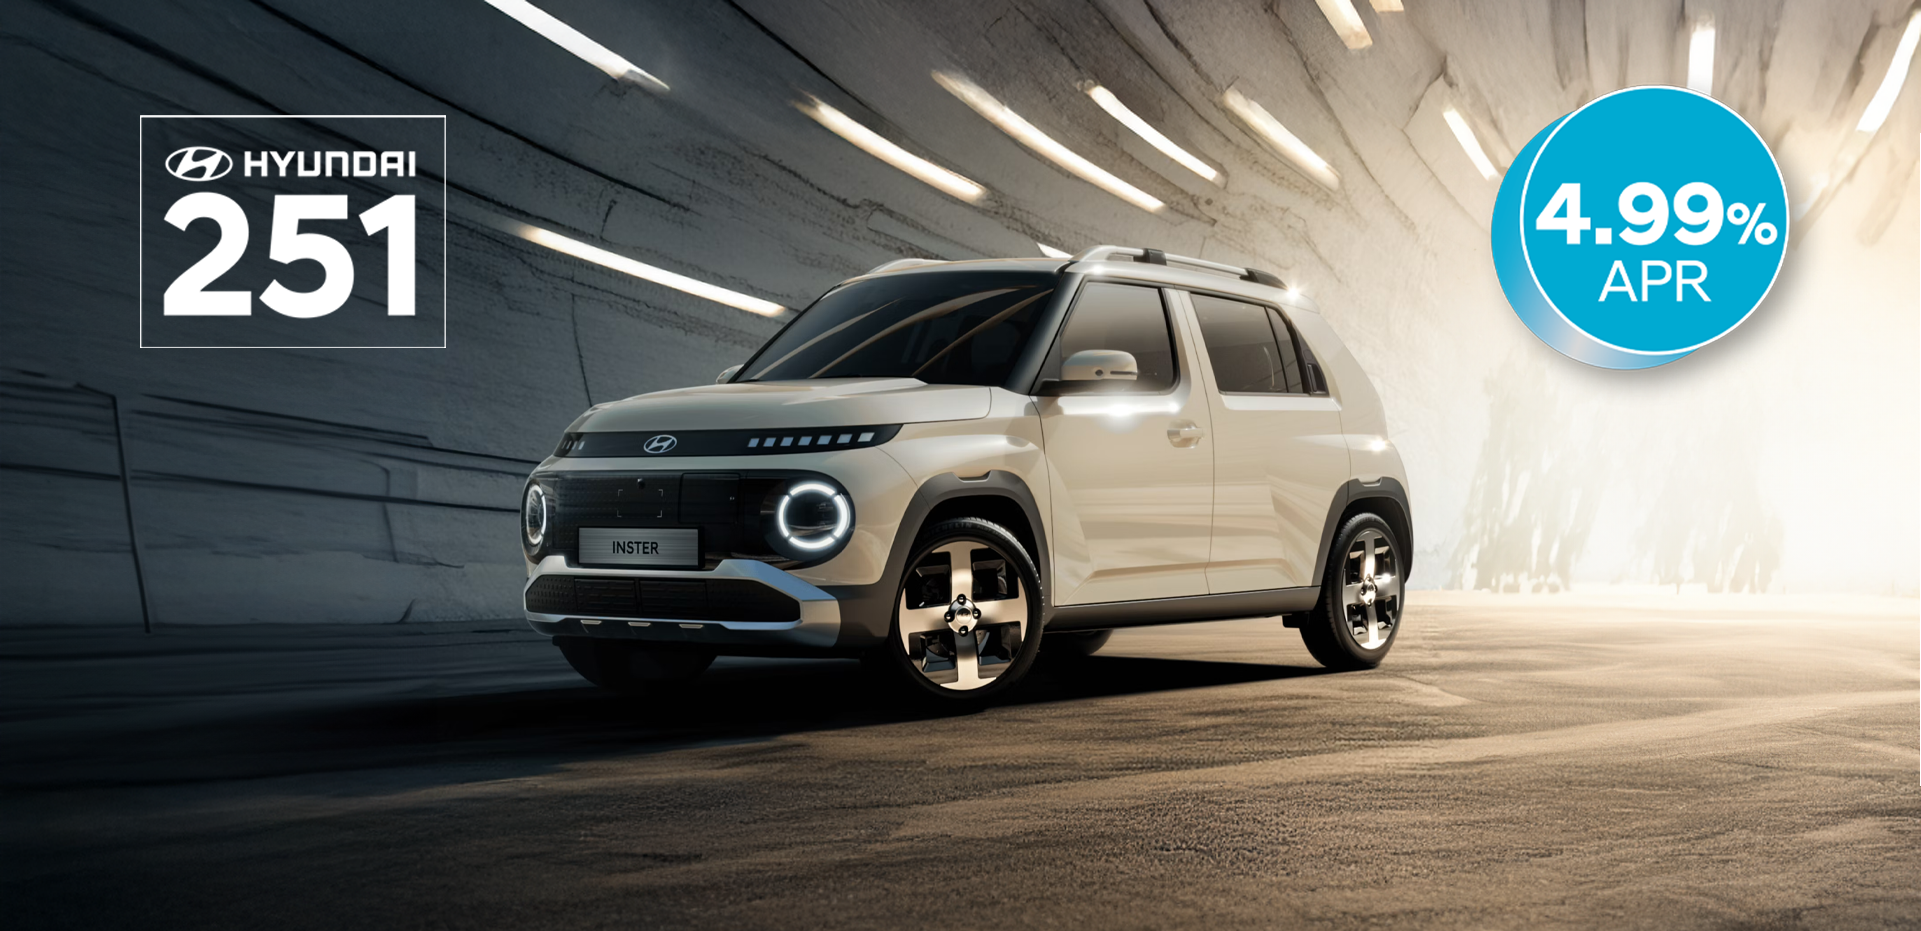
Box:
[1192,294,1303,393]
[1266,308,1307,394]
[1272,308,1329,396]
[1052,282,1177,393]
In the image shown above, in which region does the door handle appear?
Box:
[1167,419,1204,448]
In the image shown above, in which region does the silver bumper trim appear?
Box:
[523,557,841,648]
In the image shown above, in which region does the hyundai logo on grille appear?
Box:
[642,434,678,454]
[164,146,233,182]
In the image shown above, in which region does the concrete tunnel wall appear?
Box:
[2,0,1916,626]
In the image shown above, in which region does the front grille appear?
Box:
[529,468,847,570]
[540,471,770,568]
[525,575,801,623]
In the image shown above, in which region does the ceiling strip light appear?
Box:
[1036,242,1072,258]
[482,214,784,316]
[1687,18,1716,95]
[1313,0,1374,50]
[932,71,1166,213]
[1221,87,1341,190]
[1442,107,1498,179]
[1084,84,1219,182]
[798,98,985,203]
[1369,0,1404,11]
[1857,11,1921,133]
[482,0,668,91]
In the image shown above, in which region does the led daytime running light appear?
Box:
[776,482,851,551]
[523,484,548,547]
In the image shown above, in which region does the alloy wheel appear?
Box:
[1340,528,1401,650]
[895,540,1030,690]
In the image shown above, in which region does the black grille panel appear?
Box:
[538,471,775,567]
[548,472,683,531]
[525,575,800,623]
[575,578,639,613]
[678,473,741,523]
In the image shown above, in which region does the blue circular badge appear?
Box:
[1492,87,1788,368]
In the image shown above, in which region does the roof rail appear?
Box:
[862,258,948,276]
[1069,245,1288,290]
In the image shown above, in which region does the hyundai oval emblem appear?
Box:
[164,146,234,182]
[642,434,678,455]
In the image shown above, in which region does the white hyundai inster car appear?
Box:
[521,246,1411,702]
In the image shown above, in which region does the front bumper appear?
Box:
[523,556,841,649]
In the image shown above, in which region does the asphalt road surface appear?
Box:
[4,593,1917,930]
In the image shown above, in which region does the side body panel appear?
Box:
[1037,286,1215,605]
[1169,290,1352,593]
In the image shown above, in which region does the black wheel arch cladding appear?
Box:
[1312,477,1413,584]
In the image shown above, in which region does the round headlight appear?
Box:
[522,484,548,548]
[776,481,851,552]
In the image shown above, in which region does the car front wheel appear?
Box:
[876,517,1044,702]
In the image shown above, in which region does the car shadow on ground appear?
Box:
[1,654,1336,790]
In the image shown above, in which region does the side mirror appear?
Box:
[716,364,743,384]
[1061,349,1138,383]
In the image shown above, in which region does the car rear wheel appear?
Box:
[877,517,1044,702]
[1299,513,1404,670]
[555,638,715,695]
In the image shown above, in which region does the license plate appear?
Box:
[578,528,700,568]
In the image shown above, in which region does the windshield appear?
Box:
[740,269,1058,386]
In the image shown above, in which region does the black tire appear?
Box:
[555,638,715,695]
[1299,512,1405,670]
[873,517,1045,704]
[1044,629,1113,659]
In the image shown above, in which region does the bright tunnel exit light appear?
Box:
[1856,10,1921,133]
[485,215,784,316]
[798,98,985,203]
[482,0,668,91]
[1687,18,1716,95]
[1313,0,1373,50]
[932,71,1166,213]
[1442,107,1498,180]
[1221,87,1341,190]
[1083,84,1219,182]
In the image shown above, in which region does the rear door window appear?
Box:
[1191,293,1302,393]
